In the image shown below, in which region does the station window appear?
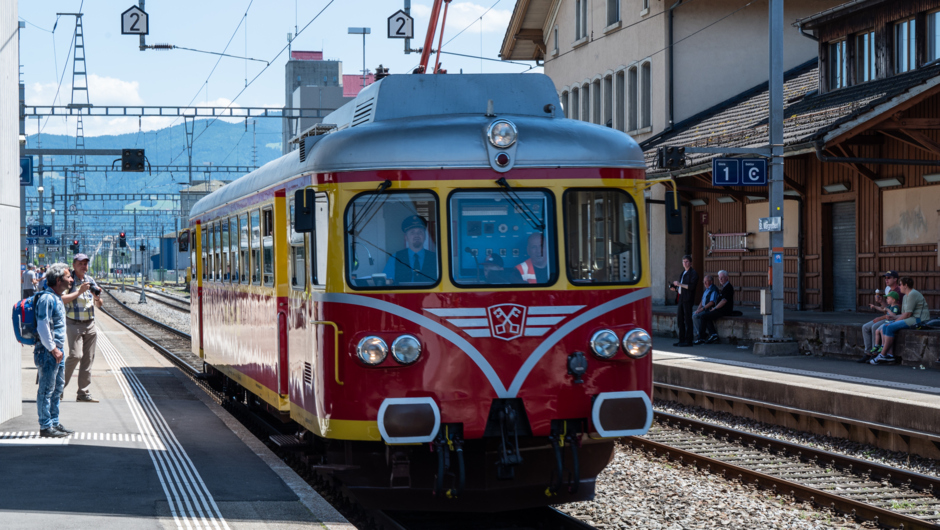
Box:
[581,82,590,122]
[615,70,625,132]
[640,61,651,128]
[564,189,641,285]
[829,39,847,89]
[289,199,306,290]
[262,208,274,286]
[560,91,568,118]
[250,210,261,284]
[895,18,917,73]
[345,191,439,289]
[604,74,613,128]
[856,31,876,83]
[239,215,249,284]
[571,87,580,120]
[449,189,555,287]
[220,219,230,282]
[627,66,638,131]
[575,0,587,40]
[201,228,207,280]
[929,11,940,63]
[229,217,239,283]
[607,0,620,26]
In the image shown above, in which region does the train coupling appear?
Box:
[431,424,465,498]
[547,419,584,496]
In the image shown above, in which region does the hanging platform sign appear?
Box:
[121,6,149,35]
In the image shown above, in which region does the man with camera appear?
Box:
[62,253,103,403]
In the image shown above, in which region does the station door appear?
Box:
[831,201,856,311]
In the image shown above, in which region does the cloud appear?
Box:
[26,74,144,107]
[411,2,512,35]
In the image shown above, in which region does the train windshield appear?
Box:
[564,189,642,285]
[345,191,440,289]
[449,190,556,287]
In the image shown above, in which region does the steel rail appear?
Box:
[629,411,940,530]
[100,283,190,313]
[99,288,196,376]
[655,382,940,448]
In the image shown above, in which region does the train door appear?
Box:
[273,190,290,400]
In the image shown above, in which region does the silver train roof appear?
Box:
[191,74,645,219]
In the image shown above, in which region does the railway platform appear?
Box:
[0,312,352,530]
[652,339,940,459]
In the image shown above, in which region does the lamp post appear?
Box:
[348,27,371,91]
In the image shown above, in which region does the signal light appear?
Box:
[122,149,146,172]
[119,232,127,248]
[657,146,686,169]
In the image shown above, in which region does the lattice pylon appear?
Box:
[68,14,90,195]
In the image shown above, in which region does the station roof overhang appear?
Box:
[500,0,554,61]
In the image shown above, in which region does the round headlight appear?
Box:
[391,335,422,364]
[590,329,620,359]
[487,120,517,148]
[623,329,652,359]
[356,336,388,365]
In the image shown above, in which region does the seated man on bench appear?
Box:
[870,277,931,365]
[697,270,734,345]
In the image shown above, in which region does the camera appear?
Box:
[89,284,102,296]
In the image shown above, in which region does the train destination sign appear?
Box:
[712,158,767,186]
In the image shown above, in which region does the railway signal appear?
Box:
[70,240,80,253]
[122,149,146,172]
[119,232,127,247]
[657,146,686,169]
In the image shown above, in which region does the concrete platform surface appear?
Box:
[0,313,353,530]
[652,339,940,452]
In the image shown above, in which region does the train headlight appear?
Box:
[623,329,652,359]
[356,336,388,365]
[487,120,517,148]
[391,335,422,364]
[590,329,620,359]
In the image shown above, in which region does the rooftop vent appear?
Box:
[351,97,375,127]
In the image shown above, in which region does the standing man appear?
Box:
[34,263,74,438]
[62,253,102,403]
[22,263,38,299]
[692,275,719,344]
[516,233,550,284]
[671,255,698,347]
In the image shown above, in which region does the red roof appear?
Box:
[291,51,323,61]
[343,74,376,97]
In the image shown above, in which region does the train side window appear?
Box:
[220,219,230,283]
[250,210,261,284]
[313,193,329,287]
[228,217,239,283]
[190,229,196,282]
[448,189,556,287]
[207,223,216,281]
[563,189,641,285]
[214,222,222,282]
[239,215,249,284]
[201,228,207,280]
[289,199,306,290]
[262,208,274,286]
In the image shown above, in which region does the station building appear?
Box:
[503,0,940,315]
[501,0,844,304]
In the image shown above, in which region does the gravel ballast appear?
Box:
[556,444,850,529]
[108,289,191,334]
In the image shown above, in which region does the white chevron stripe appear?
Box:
[525,316,564,326]
[445,318,489,328]
[527,305,585,315]
[426,308,487,317]
[523,327,549,336]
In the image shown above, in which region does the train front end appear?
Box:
[292,74,654,511]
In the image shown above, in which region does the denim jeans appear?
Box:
[35,346,65,430]
[883,318,920,338]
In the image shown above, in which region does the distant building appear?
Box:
[179,180,228,225]
[282,51,375,154]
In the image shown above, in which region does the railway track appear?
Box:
[97,285,594,530]
[100,282,191,313]
[631,411,940,529]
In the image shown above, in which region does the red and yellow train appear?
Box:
[187,73,659,511]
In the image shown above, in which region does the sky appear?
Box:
[18,0,542,138]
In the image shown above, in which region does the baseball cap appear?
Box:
[483,253,504,267]
[401,215,428,233]
[883,270,899,278]
[73,253,90,262]
[887,291,900,301]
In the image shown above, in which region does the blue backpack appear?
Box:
[12,291,49,345]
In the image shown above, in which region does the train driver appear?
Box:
[515,232,549,284]
[382,215,438,284]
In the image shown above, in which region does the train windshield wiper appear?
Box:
[347,179,392,236]
[495,177,545,232]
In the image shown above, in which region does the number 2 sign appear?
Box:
[387,10,414,39]
[121,6,149,36]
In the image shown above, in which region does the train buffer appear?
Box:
[0,311,353,530]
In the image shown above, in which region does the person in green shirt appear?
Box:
[870,277,931,365]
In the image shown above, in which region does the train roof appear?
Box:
[190,73,644,220]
